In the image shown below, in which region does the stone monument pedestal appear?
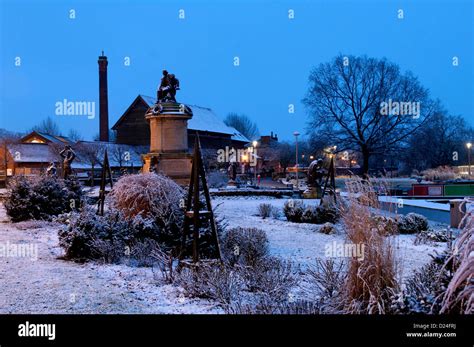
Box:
[142,102,193,185]
[302,185,322,199]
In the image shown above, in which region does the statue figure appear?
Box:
[157,70,180,103]
[46,162,57,177]
[227,162,237,182]
[59,145,76,179]
[307,158,326,188]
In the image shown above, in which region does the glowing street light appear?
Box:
[293,131,300,191]
[252,140,258,184]
[467,142,472,176]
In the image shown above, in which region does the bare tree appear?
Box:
[303,55,434,174]
[400,108,474,173]
[75,142,104,185]
[32,116,61,135]
[110,144,129,171]
[67,129,83,142]
[224,113,259,141]
[276,141,294,174]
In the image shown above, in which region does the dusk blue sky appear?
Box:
[1,0,473,141]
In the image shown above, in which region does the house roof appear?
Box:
[8,141,145,169]
[21,131,74,145]
[112,95,250,143]
[7,143,58,163]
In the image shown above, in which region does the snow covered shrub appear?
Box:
[283,200,305,222]
[58,207,129,261]
[232,293,324,314]
[315,205,339,224]
[5,175,81,222]
[370,215,398,236]
[440,214,474,314]
[64,176,84,209]
[341,177,399,314]
[151,247,176,284]
[257,203,273,219]
[414,228,454,245]
[301,205,319,223]
[176,264,242,306]
[107,173,184,232]
[422,166,458,182]
[319,222,336,235]
[220,227,269,267]
[391,253,450,314]
[58,207,160,262]
[307,258,345,302]
[394,212,473,314]
[241,257,297,301]
[397,213,428,234]
[285,202,339,224]
[271,207,280,219]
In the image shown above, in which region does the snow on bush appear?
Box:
[283,200,305,222]
[341,177,399,314]
[175,264,242,306]
[370,215,398,236]
[220,227,269,267]
[394,212,473,314]
[391,253,450,314]
[107,173,184,232]
[5,175,82,222]
[397,213,429,234]
[301,205,319,223]
[283,200,339,224]
[257,203,274,219]
[60,174,224,263]
[440,213,474,314]
[319,222,336,235]
[175,256,297,313]
[414,228,454,245]
[58,207,155,261]
[422,166,458,182]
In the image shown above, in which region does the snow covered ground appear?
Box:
[214,197,446,281]
[0,197,447,313]
[0,206,220,314]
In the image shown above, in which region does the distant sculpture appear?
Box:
[157,70,180,103]
[307,158,326,188]
[227,162,237,181]
[59,145,76,179]
[46,162,57,177]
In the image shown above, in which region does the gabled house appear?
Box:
[111,95,249,149]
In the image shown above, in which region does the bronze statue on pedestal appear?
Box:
[157,70,180,103]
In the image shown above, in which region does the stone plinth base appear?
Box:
[143,152,192,185]
[302,186,322,199]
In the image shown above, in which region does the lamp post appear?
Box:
[252,140,258,185]
[467,142,472,176]
[293,131,300,191]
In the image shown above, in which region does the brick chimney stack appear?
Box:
[98,51,109,142]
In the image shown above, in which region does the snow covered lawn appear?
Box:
[0,197,447,313]
[0,204,220,314]
[213,196,447,281]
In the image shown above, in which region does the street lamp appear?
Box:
[293,131,300,191]
[467,142,472,176]
[252,140,258,184]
